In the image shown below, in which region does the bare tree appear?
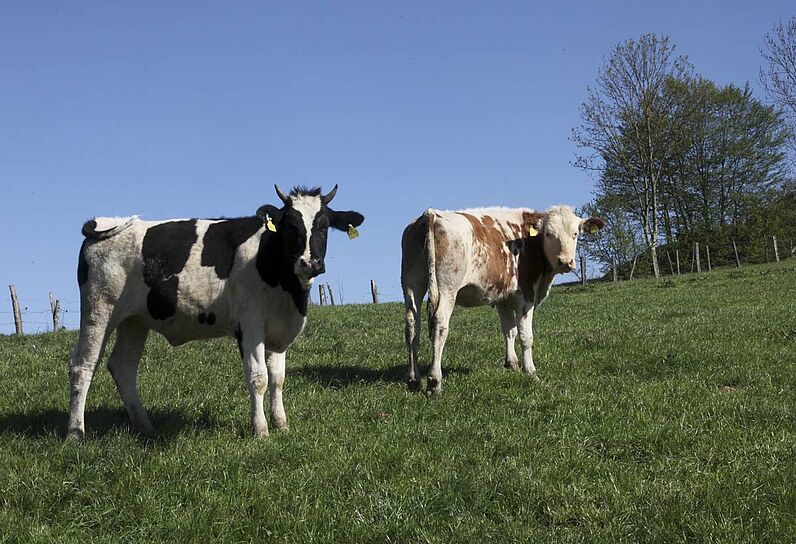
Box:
[761,17,796,165]
[577,195,645,274]
[573,34,692,277]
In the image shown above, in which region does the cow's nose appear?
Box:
[559,258,576,270]
[310,258,325,274]
[299,258,325,276]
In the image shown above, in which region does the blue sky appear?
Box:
[1,1,793,333]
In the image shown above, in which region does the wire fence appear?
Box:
[4,235,792,336]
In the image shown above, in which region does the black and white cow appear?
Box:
[68,185,364,439]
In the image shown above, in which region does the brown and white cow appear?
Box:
[401,205,604,393]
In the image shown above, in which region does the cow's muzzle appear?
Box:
[558,257,576,272]
[298,258,325,277]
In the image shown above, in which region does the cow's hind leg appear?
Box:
[107,318,154,437]
[403,285,426,392]
[67,312,112,440]
[266,350,288,431]
[427,293,454,395]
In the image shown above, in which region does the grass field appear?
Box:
[1,260,795,543]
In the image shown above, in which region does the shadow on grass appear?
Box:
[292,363,471,389]
[0,406,219,442]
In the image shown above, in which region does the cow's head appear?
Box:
[540,206,605,274]
[256,185,364,287]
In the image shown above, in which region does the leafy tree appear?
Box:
[576,35,792,276]
[661,78,789,243]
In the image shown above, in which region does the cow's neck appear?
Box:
[256,229,310,316]
[517,233,554,305]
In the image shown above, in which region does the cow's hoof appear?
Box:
[273,420,290,432]
[136,427,158,440]
[65,429,84,442]
[425,378,442,396]
[504,360,519,371]
[252,427,270,439]
[407,379,421,393]
[529,373,541,383]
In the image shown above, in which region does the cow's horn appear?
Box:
[274,185,290,205]
[321,184,338,205]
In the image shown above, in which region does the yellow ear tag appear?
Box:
[528,226,539,237]
[266,215,277,232]
[589,225,599,234]
[347,224,359,239]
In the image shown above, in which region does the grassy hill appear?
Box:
[1,261,795,542]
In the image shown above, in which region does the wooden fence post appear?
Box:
[370,280,379,304]
[676,250,681,275]
[49,292,61,331]
[318,284,326,306]
[9,285,23,336]
[580,254,587,285]
[706,245,712,272]
[612,256,617,283]
[326,284,335,306]
[629,255,638,281]
[773,236,780,262]
[732,240,741,268]
[695,242,701,273]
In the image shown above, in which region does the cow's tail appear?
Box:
[425,209,440,319]
[81,216,138,240]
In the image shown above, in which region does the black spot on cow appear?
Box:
[201,217,263,279]
[141,220,198,320]
[516,233,550,304]
[256,227,309,316]
[77,240,89,286]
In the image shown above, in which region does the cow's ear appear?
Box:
[328,209,365,231]
[256,204,283,225]
[580,217,606,234]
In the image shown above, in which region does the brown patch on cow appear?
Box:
[434,223,449,260]
[401,213,429,285]
[457,213,515,293]
[507,222,522,239]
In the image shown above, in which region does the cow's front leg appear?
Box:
[496,303,519,371]
[266,350,289,431]
[517,305,540,380]
[240,328,269,438]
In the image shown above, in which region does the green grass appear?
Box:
[1,261,795,543]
